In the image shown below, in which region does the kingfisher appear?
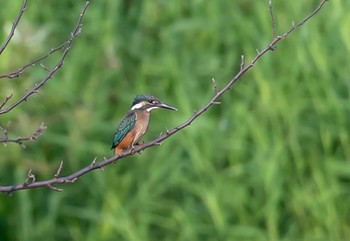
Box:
[111,94,177,156]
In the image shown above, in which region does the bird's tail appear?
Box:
[114,147,122,156]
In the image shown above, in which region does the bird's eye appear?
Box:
[150,100,156,104]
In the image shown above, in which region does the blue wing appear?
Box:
[111,111,136,149]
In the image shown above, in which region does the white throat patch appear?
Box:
[146,106,159,112]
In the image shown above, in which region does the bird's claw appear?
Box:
[131,143,144,155]
[131,145,136,155]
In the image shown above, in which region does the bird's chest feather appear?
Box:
[132,111,150,143]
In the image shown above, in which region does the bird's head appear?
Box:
[130,94,177,112]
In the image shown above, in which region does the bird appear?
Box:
[111,94,177,156]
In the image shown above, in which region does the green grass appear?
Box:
[0,0,349,240]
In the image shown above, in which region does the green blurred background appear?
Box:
[1,0,349,240]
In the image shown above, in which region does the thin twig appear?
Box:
[211,77,219,93]
[0,95,13,109]
[54,161,64,178]
[268,0,277,40]
[240,55,245,70]
[47,184,63,192]
[0,42,69,79]
[24,169,35,185]
[0,0,27,55]
[0,0,329,193]
[0,123,46,145]
[90,157,97,167]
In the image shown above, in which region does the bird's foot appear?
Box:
[130,146,135,155]
[131,143,144,155]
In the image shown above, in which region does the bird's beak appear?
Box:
[158,103,177,111]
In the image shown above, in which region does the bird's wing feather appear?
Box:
[111,112,136,149]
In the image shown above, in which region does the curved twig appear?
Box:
[0,41,69,79]
[0,0,27,55]
[0,123,46,146]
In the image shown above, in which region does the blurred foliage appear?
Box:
[0,0,349,240]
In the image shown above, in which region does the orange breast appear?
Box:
[114,132,135,156]
[133,111,150,144]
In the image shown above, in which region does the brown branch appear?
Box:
[240,55,245,71]
[0,42,68,79]
[211,77,219,94]
[0,0,27,55]
[54,161,64,178]
[0,94,13,109]
[0,1,90,115]
[0,122,46,146]
[0,0,329,194]
[268,0,277,40]
[24,169,35,185]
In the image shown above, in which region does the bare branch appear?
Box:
[0,0,27,55]
[90,157,97,168]
[211,77,219,93]
[47,184,63,192]
[24,169,35,185]
[0,1,90,115]
[268,0,277,40]
[0,122,46,145]
[0,94,13,110]
[240,55,245,70]
[0,0,329,194]
[0,42,69,79]
[54,161,64,178]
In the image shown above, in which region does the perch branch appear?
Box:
[0,0,329,193]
